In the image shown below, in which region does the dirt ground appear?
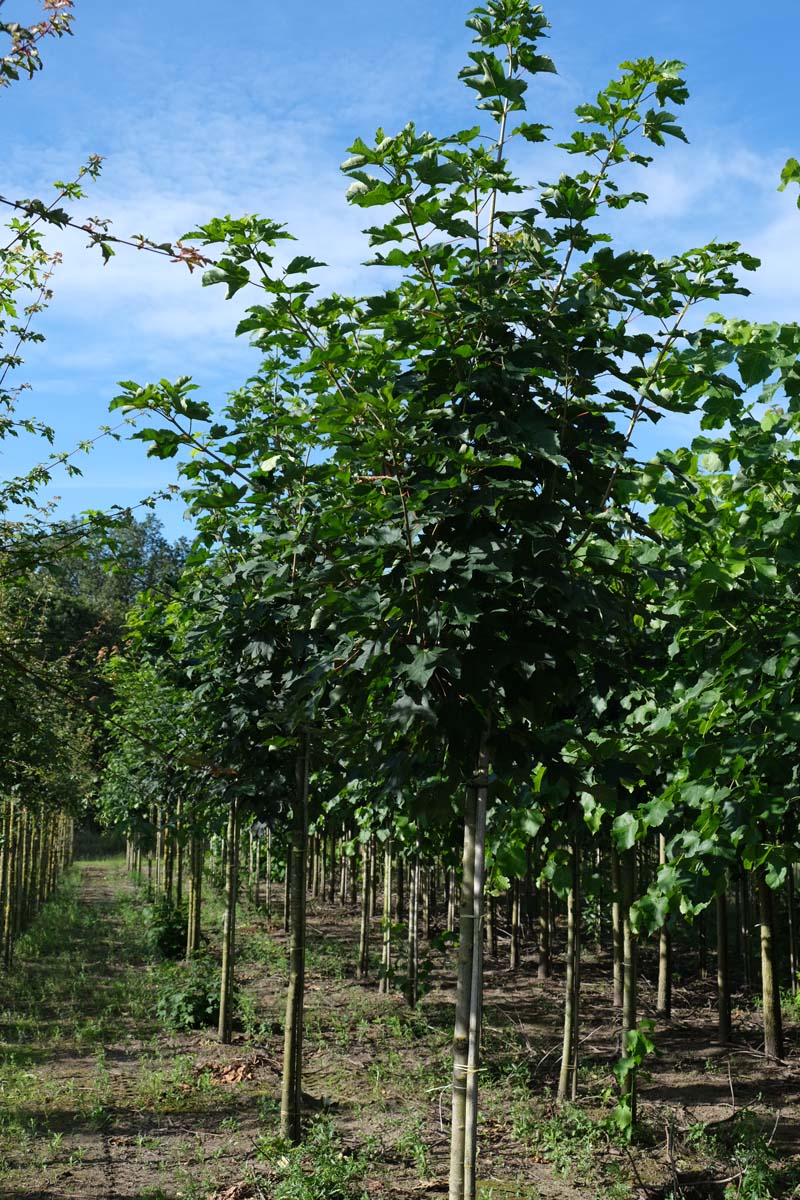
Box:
[0,861,797,1200]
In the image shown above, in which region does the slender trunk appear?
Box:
[370,835,378,919]
[463,745,489,1200]
[379,839,393,994]
[698,912,708,981]
[253,836,261,908]
[328,834,337,905]
[4,800,17,966]
[449,740,489,1200]
[407,858,420,1008]
[396,856,405,923]
[489,894,498,959]
[510,878,521,971]
[423,864,432,940]
[349,840,359,907]
[656,835,671,1020]
[265,827,272,920]
[537,883,551,980]
[187,837,203,958]
[716,889,731,1044]
[357,839,372,980]
[280,734,310,1144]
[611,847,623,1008]
[620,847,637,1125]
[557,840,581,1103]
[446,866,456,934]
[757,871,783,1060]
[218,798,239,1043]
[741,869,752,987]
[175,799,184,907]
[248,829,255,903]
[0,800,11,967]
[524,844,534,937]
[787,865,797,997]
[283,841,291,933]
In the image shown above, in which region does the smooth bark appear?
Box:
[757,871,783,1060]
[218,798,239,1043]
[280,734,310,1143]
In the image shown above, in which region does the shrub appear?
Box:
[144,897,188,960]
[155,955,222,1030]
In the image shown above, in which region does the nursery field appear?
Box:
[0,858,797,1200]
[6,4,800,1200]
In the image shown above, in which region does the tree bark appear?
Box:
[656,835,671,1020]
[510,878,521,971]
[537,883,551,980]
[557,839,581,1103]
[757,870,783,1060]
[716,888,731,1044]
[787,864,797,997]
[281,734,310,1143]
[407,857,420,1008]
[379,839,393,994]
[357,838,372,979]
[611,846,623,1009]
[218,798,239,1043]
[449,740,489,1200]
[620,846,637,1124]
[186,836,203,959]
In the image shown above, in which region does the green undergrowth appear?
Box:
[0,859,238,1192]
[252,1116,370,1199]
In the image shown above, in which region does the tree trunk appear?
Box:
[379,839,393,994]
[510,878,521,971]
[489,894,498,959]
[281,734,310,1143]
[620,847,637,1124]
[537,883,551,980]
[407,857,420,1008]
[740,868,753,988]
[449,740,489,1200]
[757,871,783,1060]
[611,846,623,1009]
[265,827,272,921]
[656,835,671,1020]
[186,836,203,958]
[716,888,731,1044]
[218,798,239,1043]
[423,864,432,940]
[357,838,372,979]
[446,866,456,934]
[329,834,337,905]
[557,839,581,1103]
[787,864,797,997]
[283,840,291,933]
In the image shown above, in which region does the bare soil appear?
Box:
[0,862,797,1200]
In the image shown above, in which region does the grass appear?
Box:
[3,857,798,1200]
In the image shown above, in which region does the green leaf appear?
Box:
[612,812,640,851]
[285,255,326,274]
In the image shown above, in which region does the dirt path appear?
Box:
[1,860,798,1200]
[0,861,268,1200]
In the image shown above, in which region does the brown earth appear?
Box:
[0,861,797,1200]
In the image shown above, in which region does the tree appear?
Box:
[110,2,773,1193]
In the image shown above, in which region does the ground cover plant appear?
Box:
[2,2,800,1199]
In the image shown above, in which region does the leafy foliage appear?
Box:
[154,954,223,1031]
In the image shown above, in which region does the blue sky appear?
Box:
[3,0,800,541]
